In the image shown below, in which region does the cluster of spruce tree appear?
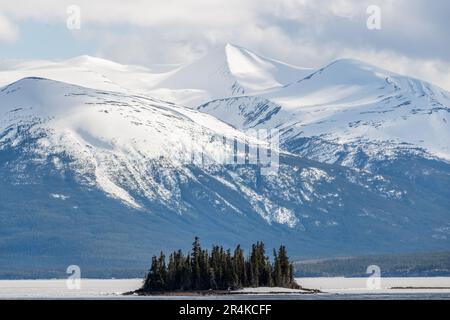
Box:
[142,237,298,291]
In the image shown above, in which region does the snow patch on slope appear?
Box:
[199,59,450,164]
[150,43,313,106]
[0,78,261,210]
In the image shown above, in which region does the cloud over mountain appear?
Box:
[1,0,450,90]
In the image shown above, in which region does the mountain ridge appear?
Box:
[199,56,450,167]
[0,44,313,107]
[0,47,449,277]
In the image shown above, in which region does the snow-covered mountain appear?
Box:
[0,44,312,107]
[0,77,259,210]
[199,59,450,168]
[0,55,176,96]
[1,47,449,277]
[153,43,313,106]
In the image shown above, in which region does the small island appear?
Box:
[130,237,314,296]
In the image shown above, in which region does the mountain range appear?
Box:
[0,44,449,277]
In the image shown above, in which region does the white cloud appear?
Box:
[1,0,449,90]
[0,14,19,43]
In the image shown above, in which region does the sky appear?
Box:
[0,0,449,90]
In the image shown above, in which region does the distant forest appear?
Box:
[294,251,450,277]
[141,237,298,291]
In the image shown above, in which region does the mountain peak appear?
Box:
[1,76,93,95]
[302,58,392,83]
[224,42,243,50]
[1,76,56,95]
[154,44,314,106]
[330,58,372,66]
[2,76,48,86]
[65,55,124,68]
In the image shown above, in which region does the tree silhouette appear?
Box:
[142,237,298,292]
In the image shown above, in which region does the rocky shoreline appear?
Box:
[125,287,322,296]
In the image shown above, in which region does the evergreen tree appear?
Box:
[249,243,259,286]
[140,237,297,292]
[143,252,167,291]
[142,256,158,291]
[233,245,246,288]
[273,249,282,287]
[223,249,238,289]
[262,255,273,287]
[182,254,192,290]
[166,252,176,290]
[158,251,167,288]
[199,249,211,289]
[250,241,267,287]
[275,245,296,288]
[191,237,202,289]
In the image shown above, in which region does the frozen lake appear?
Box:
[296,277,450,295]
[0,278,449,299]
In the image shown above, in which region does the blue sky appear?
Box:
[0,20,96,59]
[0,0,449,90]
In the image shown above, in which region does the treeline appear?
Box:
[142,237,298,291]
[294,251,450,277]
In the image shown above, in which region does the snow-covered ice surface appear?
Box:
[0,279,449,299]
[0,279,142,299]
[296,277,450,295]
